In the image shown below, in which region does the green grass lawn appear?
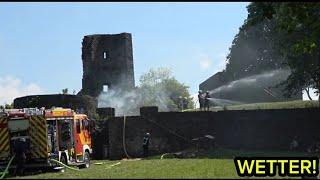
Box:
[222,100,319,111]
[16,159,238,179]
[185,100,319,112]
[11,148,314,179]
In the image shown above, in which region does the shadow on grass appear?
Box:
[4,167,59,179]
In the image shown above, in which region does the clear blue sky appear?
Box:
[0,2,250,104]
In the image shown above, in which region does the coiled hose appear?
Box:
[0,155,15,179]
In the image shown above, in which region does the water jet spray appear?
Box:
[206,69,292,104]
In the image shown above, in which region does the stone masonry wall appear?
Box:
[99,107,320,160]
[79,33,135,97]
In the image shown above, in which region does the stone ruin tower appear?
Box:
[79,33,135,97]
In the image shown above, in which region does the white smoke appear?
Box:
[97,85,175,116]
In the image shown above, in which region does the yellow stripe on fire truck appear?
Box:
[29,118,42,158]
[29,116,48,159]
[0,117,10,158]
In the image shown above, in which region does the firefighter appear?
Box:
[290,136,299,151]
[14,137,27,176]
[142,132,151,157]
[204,91,211,111]
[198,90,204,111]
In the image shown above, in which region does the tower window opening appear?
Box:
[103,85,109,92]
[103,52,108,60]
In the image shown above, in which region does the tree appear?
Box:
[224,2,285,83]
[4,103,13,109]
[139,67,172,86]
[305,87,313,100]
[275,3,320,104]
[138,68,194,111]
[245,2,320,103]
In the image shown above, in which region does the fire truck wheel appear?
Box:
[78,151,90,168]
[81,151,90,168]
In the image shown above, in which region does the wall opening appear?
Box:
[103,52,108,60]
[103,85,109,92]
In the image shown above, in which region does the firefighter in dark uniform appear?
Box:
[142,133,151,157]
[204,91,211,111]
[14,137,27,176]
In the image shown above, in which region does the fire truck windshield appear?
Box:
[8,118,29,132]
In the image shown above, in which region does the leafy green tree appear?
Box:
[275,3,320,103]
[4,103,13,109]
[245,2,320,103]
[224,2,285,83]
[138,68,194,111]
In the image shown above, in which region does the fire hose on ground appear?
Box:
[0,155,15,179]
[123,115,179,160]
[48,159,80,172]
[123,115,171,160]
[160,153,172,159]
[123,115,132,159]
[0,156,80,179]
[122,114,217,161]
[142,117,194,160]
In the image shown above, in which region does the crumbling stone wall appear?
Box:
[101,107,320,160]
[91,108,115,160]
[79,33,135,97]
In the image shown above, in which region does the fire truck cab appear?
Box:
[0,107,93,170]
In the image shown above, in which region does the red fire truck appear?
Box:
[0,107,93,170]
